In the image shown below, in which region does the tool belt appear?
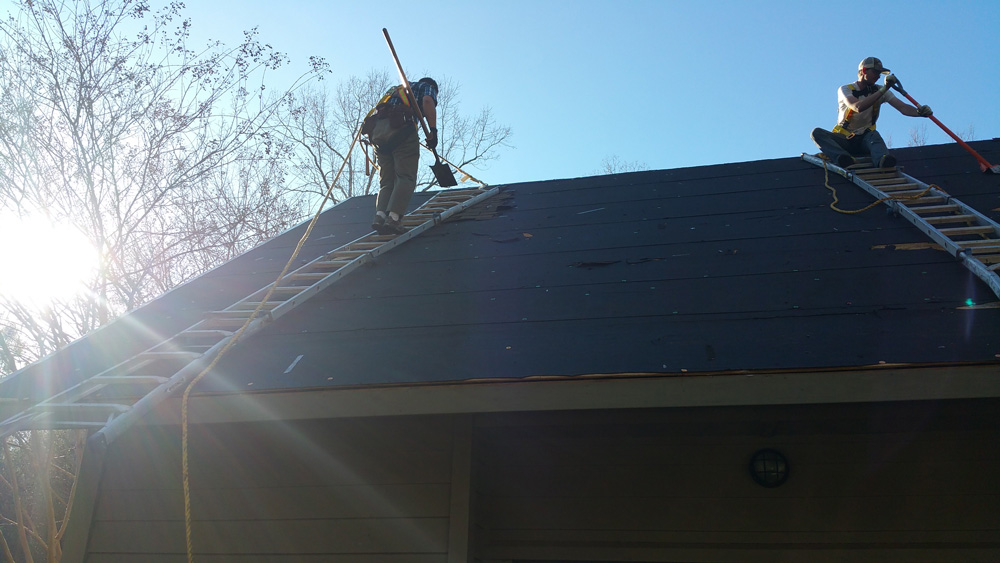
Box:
[361,103,414,136]
[369,120,415,154]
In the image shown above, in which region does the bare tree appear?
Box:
[0,429,87,563]
[958,123,976,142]
[907,124,929,147]
[596,155,649,174]
[277,70,513,208]
[0,0,322,369]
[0,1,328,559]
[278,71,393,205]
[907,122,976,148]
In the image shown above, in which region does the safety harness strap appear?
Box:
[835,83,880,139]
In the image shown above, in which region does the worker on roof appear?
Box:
[364,77,439,235]
[811,57,932,169]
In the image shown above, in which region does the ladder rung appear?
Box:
[36,402,131,413]
[346,242,382,250]
[910,205,960,214]
[175,329,233,346]
[312,260,352,268]
[179,330,234,339]
[229,301,277,309]
[90,375,169,385]
[206,310,256,318]
[271,286,307,293]
[137,351,202,362]
[199,317,251,328]
[902,196,947,206]
[868,175,909,186]
[959,240,1000,249]
[288,272,328,281]
[890,189,929,197]
[323,254,364,262]
[924,214,982,225]
[866,176,906,185]
[200,313,260,325]
[940,226,996,236]
[968,248,1000,258]
[879,183,920,192]
[977,255,1000,265]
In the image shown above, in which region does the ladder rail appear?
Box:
[802,153,1000,298]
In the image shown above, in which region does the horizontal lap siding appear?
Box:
[86,416,454,562]
[474,401,1000,562]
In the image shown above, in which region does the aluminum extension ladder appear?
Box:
[0,187,498,446]
[803,153,1000,298]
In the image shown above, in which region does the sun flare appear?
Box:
[0,213,100,305]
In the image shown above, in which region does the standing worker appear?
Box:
[811,57,932,169]
[365,77,439,235]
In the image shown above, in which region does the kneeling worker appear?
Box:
[811,57,932,169]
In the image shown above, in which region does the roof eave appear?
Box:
[147,362,1000,425]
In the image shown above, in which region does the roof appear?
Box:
[2,141,999,416]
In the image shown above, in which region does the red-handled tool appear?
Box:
[890,78,999,174]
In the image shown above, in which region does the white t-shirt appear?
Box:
[836,82,897,134]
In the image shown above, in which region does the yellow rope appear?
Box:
[180,128,363,563]
[822,160,933,214]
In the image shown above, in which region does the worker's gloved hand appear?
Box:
[426,127,438,150]
[917,105,933,117]
[884,74,899,90]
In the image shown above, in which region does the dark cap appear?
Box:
[858,57,890,75]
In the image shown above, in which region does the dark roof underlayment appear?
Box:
[2,141,999,409]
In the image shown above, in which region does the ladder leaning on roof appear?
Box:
[0,186,498,445]
[802,153,1000,299]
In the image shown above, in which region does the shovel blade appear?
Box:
[430,159,458,187]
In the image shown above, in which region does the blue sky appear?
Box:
[11,0,1000,185]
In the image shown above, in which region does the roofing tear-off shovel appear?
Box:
[889,78,1000,174]
[382,29,459,187]
[428,150,457,187]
